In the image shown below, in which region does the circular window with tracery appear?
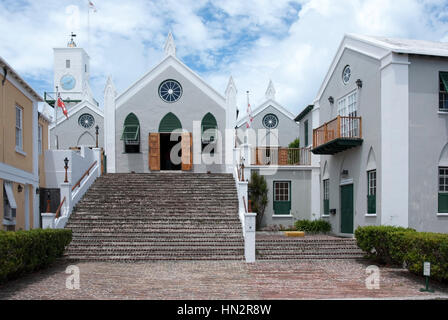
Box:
[78,113,95,129]
[263,113,279,129]
[342,65,351,84]
[158,79,183,103]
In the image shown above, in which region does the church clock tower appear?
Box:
[53,33,91,103]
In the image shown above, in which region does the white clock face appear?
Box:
[61,74,76,90]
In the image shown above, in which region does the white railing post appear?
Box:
[244,213,256,263]
[60,182,72,217]
[93,148,102,177]
[41,213,56,229]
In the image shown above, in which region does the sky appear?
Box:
[1,0,448,116]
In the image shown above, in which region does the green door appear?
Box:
[340,184,354,234]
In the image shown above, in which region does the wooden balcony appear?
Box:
[252,147,311,166]
[312,116,363,155]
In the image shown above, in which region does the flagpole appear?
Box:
[87,3,90,53]
[54,86,58,125]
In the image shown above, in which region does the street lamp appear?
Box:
[95,125,99,148]
[64,157,69,183]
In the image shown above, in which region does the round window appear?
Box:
[263,113,279,129]
[158,79,182,103]
[342,65,351,84]
[78,113,95,129]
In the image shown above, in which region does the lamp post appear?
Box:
[46,190,51,213]
[95,125,99,148]
[64,157,69,183]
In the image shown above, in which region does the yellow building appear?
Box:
[0,56,44,231]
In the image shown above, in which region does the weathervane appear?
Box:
[67,32,77,48]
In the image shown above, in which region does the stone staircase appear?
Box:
[64,173,245,261]
[256,234,365,260]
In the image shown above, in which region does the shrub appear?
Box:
[355,226,448,282]
[288,138,300,149]
[0,229,72,283]
[248,171,268,230]
[294,219,332,233]
[354,225,416,264]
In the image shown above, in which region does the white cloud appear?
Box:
[1,0,448,117]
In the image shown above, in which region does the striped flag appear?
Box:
[88,0,97,12]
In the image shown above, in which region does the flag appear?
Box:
[88,0,97,12]
[246,91,253,128]
[57,95,68,119]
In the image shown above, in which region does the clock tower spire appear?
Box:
[53,33,92,104]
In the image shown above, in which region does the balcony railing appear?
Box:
[252,147,311,166]
[312,116,363,155]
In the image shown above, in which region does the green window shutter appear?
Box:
[304,120,309,146]
[438,193,448,213]
[121,113,140,141]
[324,199,329,215]
[441,72,448,92]
[159,112,182,133]
[367,195,376,214]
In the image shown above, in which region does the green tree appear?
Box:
[288,137,300,148]
[249,171,268,230]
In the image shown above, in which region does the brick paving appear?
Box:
[1,259,447,300]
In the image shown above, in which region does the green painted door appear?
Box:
[340,184,354,234]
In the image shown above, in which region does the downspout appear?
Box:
[1,66,7,163]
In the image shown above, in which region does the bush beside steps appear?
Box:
[355,226,448,283]
[0,229,72,284]
[294,219,332,233]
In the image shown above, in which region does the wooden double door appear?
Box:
[148,132,193,171]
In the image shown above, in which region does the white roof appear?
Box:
[348,34,448,57]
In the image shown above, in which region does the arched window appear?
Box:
[322,161,330,216]
[159,112,182,133]
[201,113,217,153]
[121,113,140,153]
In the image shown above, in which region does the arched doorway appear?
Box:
[155,113,183,171]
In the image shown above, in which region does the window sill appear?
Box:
[438,110,448,115]
[321,214,330,218]
[272,215,293,218]
[15,147,27,156]
[365,214,377,217]
[3,218,16,226]
[437,213,448,217]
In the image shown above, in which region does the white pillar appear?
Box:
[225,77,237,173]
[93,147,102,177]
[104,76,117,173]
[41,213,56,229]
[60,182,72,218]
[244,213,256,263]
[310,167,321,220]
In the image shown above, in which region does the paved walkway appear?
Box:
[1,259,447,299]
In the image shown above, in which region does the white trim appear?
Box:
[0,162,39,185]
[272,215,293,218]
[116,55,226,109]
[321,214,330,218]
[15,147,27,156]
[340,178,353,186]
[437,213,448,217]
[247,165,319,170]
[365,214,378,217]
[437,111,448,115]
[237,99,296,127]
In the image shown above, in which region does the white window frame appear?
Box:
[15,105,23,151]
[368,170,377,196]
[38,124,43,155]
[439,167,448,193]
[337,91,358,137]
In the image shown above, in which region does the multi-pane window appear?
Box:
[15,106,23,150]
[439,72,448,111]
[438,167,448,213]
[367,170,376,214]
[323,179,329,216]
[38,124,43,155]
[338,91,358,138]
[273,181,291,215]
[274,182,290,201]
